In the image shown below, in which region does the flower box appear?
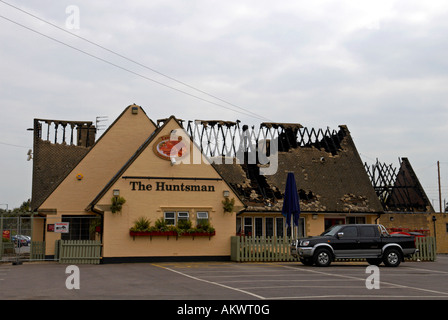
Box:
[129,230,215,240]
[130,231,177,236]
[130,230,178,240]
[180,231,215,240]
[184,231,216,237]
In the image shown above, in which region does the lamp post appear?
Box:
[432,215,438,253]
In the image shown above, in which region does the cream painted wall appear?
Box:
[39,105,156,214]
[97,117,244,258]
[37,105,156,255]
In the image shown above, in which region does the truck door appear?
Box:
[358,225,381,258]
[331,225,359,258]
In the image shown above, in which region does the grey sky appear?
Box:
[0,0,447,210]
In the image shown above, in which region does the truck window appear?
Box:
[359,226,376,237]
[342,226,358,237]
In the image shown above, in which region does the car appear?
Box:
[390,231,425,238]
[11,235,30,246]
[290,224,417,267]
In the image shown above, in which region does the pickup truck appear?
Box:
[290,224,417,267]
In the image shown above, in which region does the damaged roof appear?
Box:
[212,124,384,214]
[365,157,434,213]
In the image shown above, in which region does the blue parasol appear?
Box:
[281,172,301,234]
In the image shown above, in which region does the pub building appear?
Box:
[30,104,385,263]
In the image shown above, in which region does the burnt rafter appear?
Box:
[176,120,346,158]
[34,118,96,148]
[365,158,431,212]
[365,160,398,205]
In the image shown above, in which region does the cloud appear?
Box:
[0,0,448,207]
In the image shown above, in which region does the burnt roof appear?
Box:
[365,157,434,213]
[212,125,384,214]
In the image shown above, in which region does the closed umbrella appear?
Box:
[281,172,301,239]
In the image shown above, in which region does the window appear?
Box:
[360,226,376,237]
[255,218,263,237]
[342,226,358,237]
[61,215,99,240]
[276,217,284,237]
[177,212,189,221]
[347,216,366,224]
[265,218,274,237]
[236,217,242,235]
[164,211,190,226]
[164,212,175,225]
[244,217,253,236]
[325,218,345,231]
[197,211,209,227]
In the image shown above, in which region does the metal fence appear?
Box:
[230,236,437,263]
[1,216,102,264]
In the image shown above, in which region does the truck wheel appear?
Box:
[383,248,401,267]
[314,248,332,267]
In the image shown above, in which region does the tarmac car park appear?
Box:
[1,257,448,300]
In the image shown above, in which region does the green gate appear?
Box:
[55,240,102,264]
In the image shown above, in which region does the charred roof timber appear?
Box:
[31,118,97,211]
[34,119,96,148]
[180,120,347,158]
[364,158,434,213]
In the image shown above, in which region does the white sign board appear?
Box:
[54,222,69,233]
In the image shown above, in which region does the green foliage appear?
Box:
[222,197,235,213]
[130,217,151,232]
[130,216,215,235]
[111,196,126,213]
[177,219,192,230]
[153,218,169,231]
[195,220,215,234]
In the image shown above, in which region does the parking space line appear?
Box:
[152,263,266,300]
[218,278,357,284]
[403,266,448,274]
[151,262,448,300]
[197,273,327,279]
[280,264,448,298]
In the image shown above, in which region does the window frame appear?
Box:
[196,211,209,227]
[164,212,176,225]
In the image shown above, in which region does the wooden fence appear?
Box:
[231,236,297,262]
[231,236,437,263]
[56,240,102,264]
[411,237,436,261]
[30,241,46,261]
